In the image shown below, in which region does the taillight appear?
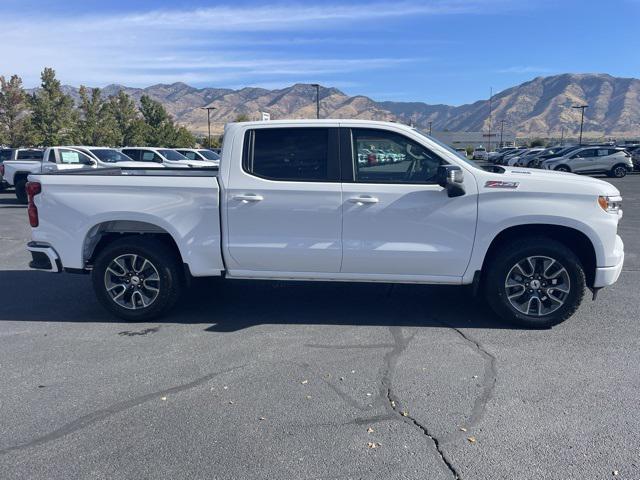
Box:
[26,181,41,227]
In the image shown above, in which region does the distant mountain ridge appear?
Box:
[45,73,640,138]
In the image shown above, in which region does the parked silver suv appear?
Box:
[541,146,633,177]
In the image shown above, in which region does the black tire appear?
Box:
[554,165,570,173]
[15,178,28,204]
[610,164,627,178]
[484,237,585,328]
[92,236,184,321]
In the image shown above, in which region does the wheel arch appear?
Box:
[83,220,187,273]
[554,165,571,172]
[480,224,597,287]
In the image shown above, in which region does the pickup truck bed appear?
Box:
[29,167,224,277]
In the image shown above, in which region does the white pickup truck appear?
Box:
[3,146,160,203]
[25,120,624,328]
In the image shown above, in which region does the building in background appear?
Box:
[431,131,516,150]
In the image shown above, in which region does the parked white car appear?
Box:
[472,147,488,160]
[69,147,164,169]
[25,119,624,329]
[541,147,633,177]
[121,147,217,168]
[175,148,221,167]
[3,146,162,203]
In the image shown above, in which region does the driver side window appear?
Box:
[351,128,444,184]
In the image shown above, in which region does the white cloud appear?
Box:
[0,1,515,88]
[497,66,553,74]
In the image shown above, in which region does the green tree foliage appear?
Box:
[78,86,119,145]
[529,138,546,147]
[104,91,146,146]
[29,67,78,146]
[139,95,195,147]
[0,75,32,147]
[235,114,250,122]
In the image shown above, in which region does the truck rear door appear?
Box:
[339,127,477,280]
[225,126,342,273]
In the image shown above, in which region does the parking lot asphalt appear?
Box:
[0,176,639,480]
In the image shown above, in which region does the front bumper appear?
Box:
[593,235,624,288]
[27,242,62,273]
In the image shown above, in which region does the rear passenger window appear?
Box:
[182,151,197,160]
[141,151,160,162]
[244,128,330,181]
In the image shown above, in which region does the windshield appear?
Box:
[198,149,220,161]
[159,149,189,161]
[414,129,481,168]
[90,149,133,163]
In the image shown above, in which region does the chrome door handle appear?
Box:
[233,194,264,202]
[348,196,379,204]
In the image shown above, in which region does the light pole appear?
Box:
[572,104,588,145]
[311,84,320,119]
[428,121,432,136]
[200,106,216,148]
[487,87,493,152]
[560,127,565,146]
[499,119,505,148]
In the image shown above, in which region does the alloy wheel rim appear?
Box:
[504,255,570,316]
[615,167,625,177]
[104,254,160,310]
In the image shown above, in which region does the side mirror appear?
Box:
[437,165,466,197]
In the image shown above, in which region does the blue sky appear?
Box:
[1,0,638,105]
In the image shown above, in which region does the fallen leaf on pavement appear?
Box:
[301,380,308,385]
[401,411,409,417]
[367,442,380,449]
[613,471,619,476]
[161,396,167,401]
[367,427,374,433]
[467,436,476,444]
[459,427,467,432]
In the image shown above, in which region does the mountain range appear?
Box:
[55,73,640,138]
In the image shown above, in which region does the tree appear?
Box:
[139,94,175,146]
[29,68,77,146]
[139,95,195,147]
[105,91,145,146]
[77,86,119,145]
[235,114,250,122]
[530,138,545,148]
[0,74,30,147]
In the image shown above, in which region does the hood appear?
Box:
[497,166,620,196]
[112,161,164,168]
[181,160,218,168]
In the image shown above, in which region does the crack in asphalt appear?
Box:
[445,326,497,441]
[381,326,460,480]
[0,364,246,455]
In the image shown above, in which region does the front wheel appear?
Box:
[92,237,184,321]
[484,238,585,328]
[554,165,570,173]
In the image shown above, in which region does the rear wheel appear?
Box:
[15,178,27,204]
[484,238,585,328]
[554,165,570,173]
[609,164,627,178]
[92,237,184,321]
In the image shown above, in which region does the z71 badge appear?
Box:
[485,180,520,189]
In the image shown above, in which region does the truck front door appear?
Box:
[225,126,343,273]
[340,127,478,280]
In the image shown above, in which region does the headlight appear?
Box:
[598,195,622,214]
